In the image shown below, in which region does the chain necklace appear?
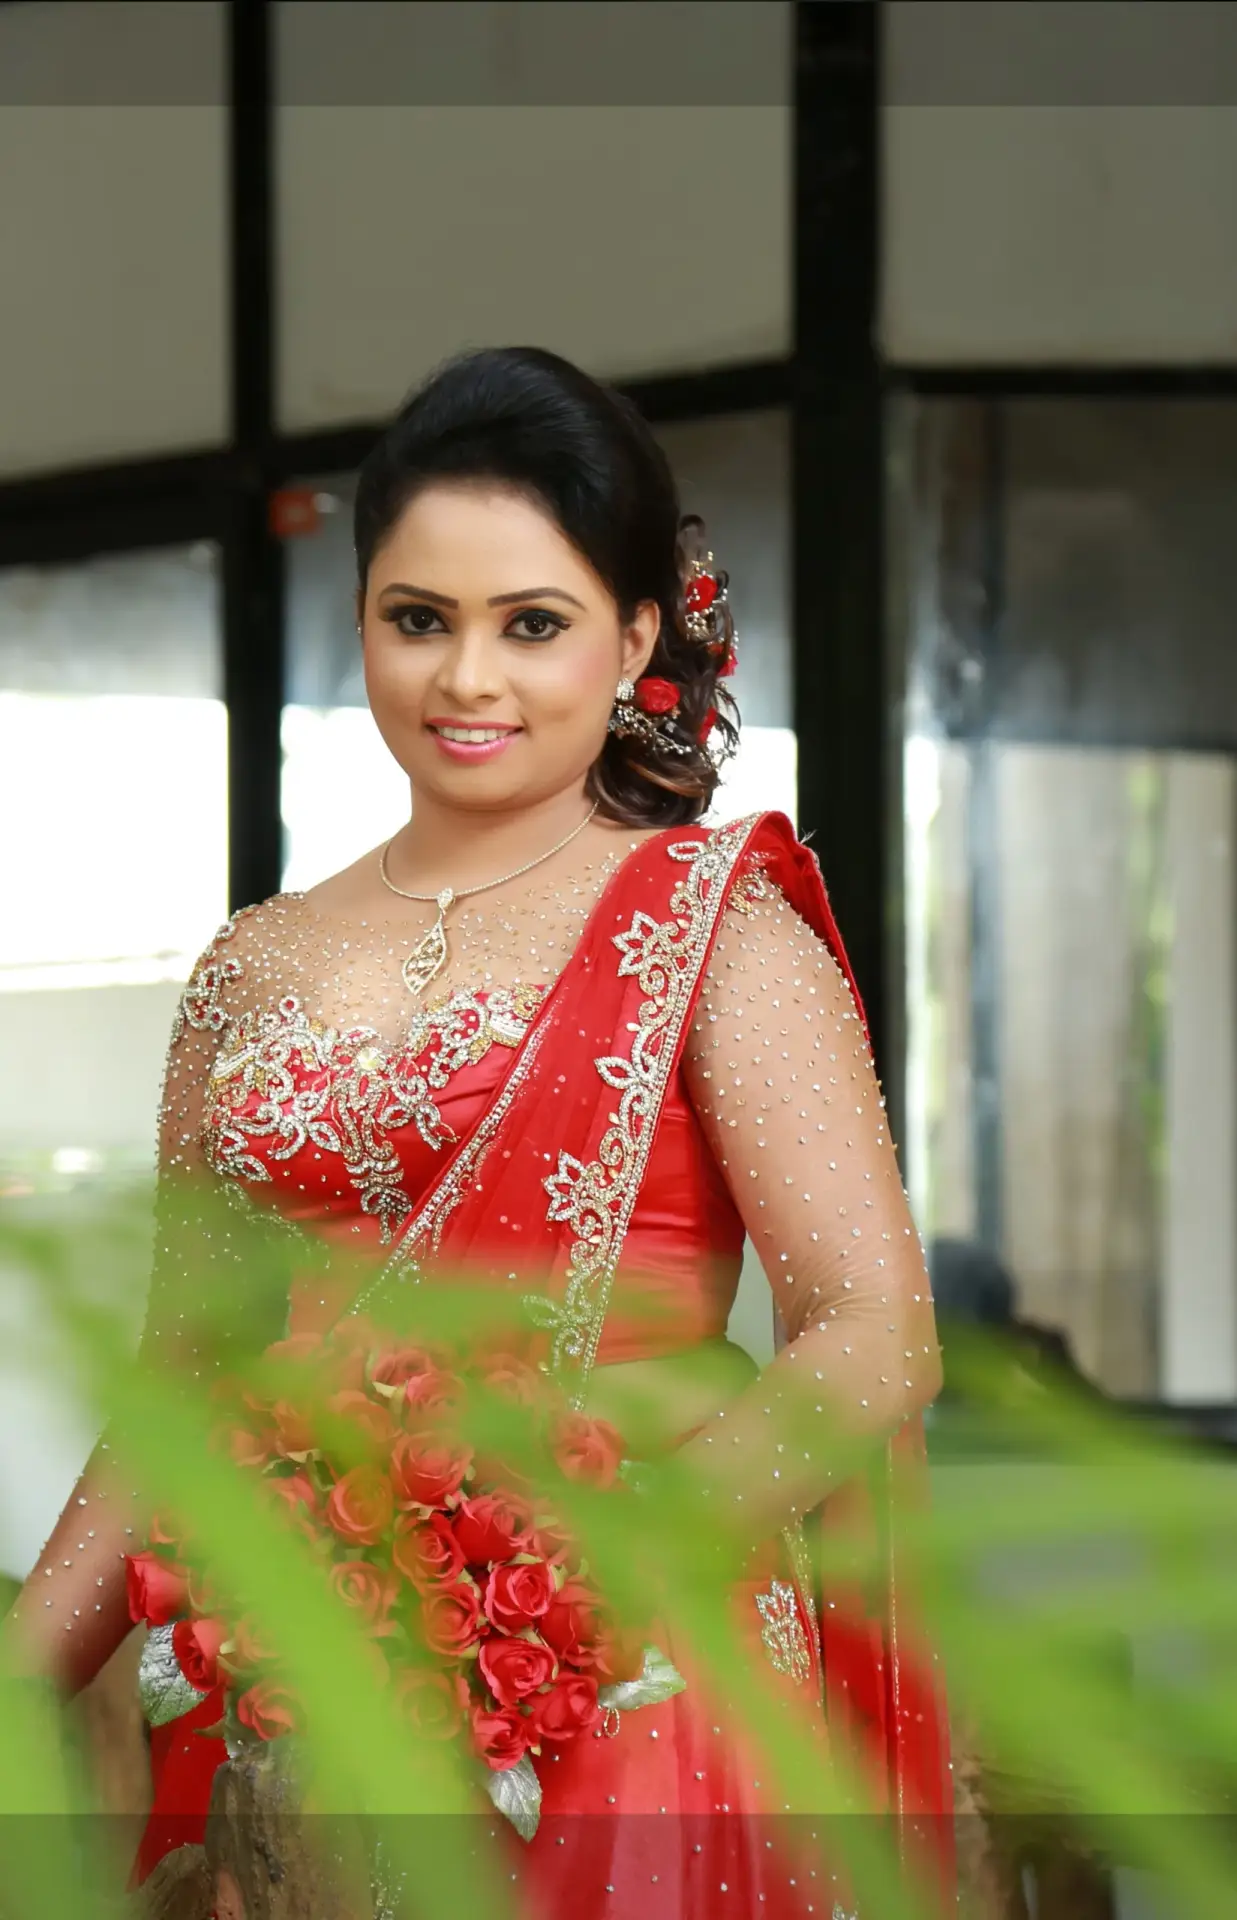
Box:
[378,803,599,999]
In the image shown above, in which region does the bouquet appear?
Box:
[126,1318,684,1838]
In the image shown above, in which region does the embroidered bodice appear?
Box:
[11,815,942,1697]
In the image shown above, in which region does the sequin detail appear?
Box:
[527,815,759,1399]
[201,983,548,1244]
[754,1576,812,1685]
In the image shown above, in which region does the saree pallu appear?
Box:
[135,812,954,1913]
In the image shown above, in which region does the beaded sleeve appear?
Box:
[678,869,943,1542]
[2,913,276,1694]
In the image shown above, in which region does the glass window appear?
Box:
[893,396,1237,1403]
[0,541,227,1192]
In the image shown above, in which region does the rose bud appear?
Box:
[551,1413,625,1488]
[527,1674,601,1743]
[389,1432,473,1509]
[451,1492,533,1567]
[393,1668,465,1741]
[235,1681,299,1742]
[324,1463,395,1547]
[172,1616,227,1692]
[478,1635,557,1709]
[125,1551,190,1628]
[471,1703,529,1772]
[483,1561,556,1634]
[393,1512,466,1592]
[420,1581,485,1658]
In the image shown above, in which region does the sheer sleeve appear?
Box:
[678,867,943,1544]
[2,914,265,1694]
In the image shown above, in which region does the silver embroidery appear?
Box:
[754,1577,812,1686]
[526,816,760,1402]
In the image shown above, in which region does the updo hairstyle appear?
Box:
[353,345,738,827]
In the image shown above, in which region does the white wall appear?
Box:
[883,2,1237,364]
[275,1,790,428]
[0,2,227,477]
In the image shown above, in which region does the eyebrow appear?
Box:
[377,583,587,611]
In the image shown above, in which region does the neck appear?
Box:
[390,783,597,894]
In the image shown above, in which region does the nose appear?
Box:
[432,627,507,708]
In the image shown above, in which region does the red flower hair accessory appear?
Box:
[634,676,680,717]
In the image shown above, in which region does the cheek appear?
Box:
[363,639,433,719]
[529,636,616,716]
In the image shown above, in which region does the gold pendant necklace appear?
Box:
[378,804,598,1000]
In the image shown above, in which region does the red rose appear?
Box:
[235,1681,299,1742]
[325,1464,394,1546]
[527,1673,601,1743]
[390,1432,473,1509]
[272,1399,316,1459]
[229,1615,277,1667]
[483,1561,556,1633]
[171,1616,226,1691]
[529,1517,575,1566]
[370,1346,438,1390]
[392,1667,465,1741]
[125,1551,189,1627]
[685,572,719,613]
[634,676,680,716]
[551,1413,625,1488]
[401,1369,465,1429]
[329,1560,399,1627]
[393,1512,466,1592]
[266,1471,319,1541]
[539,1579,607,1667]
[452,1492,533,1566]
[326,1389,394,1449]
[478,1635,557,1708]
[471,1702,528,1772]
[479,1354,543,1409]
[228,1422,274,1469]
[420,1581,485,1657]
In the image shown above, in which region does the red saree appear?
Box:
[135,811,953,1913]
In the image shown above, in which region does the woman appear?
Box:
[6,346,951,1915]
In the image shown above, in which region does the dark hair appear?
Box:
[353,345,738,827]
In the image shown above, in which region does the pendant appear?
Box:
[401,888,454,999]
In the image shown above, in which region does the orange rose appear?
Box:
[393,1513,466,1592]
[390,1432,473,1510]
[392,1667,465,1740]
[328,1559,400,1628]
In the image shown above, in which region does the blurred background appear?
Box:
[3,0,1237,1813]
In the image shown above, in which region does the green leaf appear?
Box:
[137,1623,208,1729]
[597,1644,686,1713]
[485,1752,542,1841]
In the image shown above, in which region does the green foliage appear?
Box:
[2,1177,1236,1917]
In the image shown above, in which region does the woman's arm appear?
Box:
[2,925,242,1695]
[678,869,943,1545]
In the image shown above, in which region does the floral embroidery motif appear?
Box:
[754,1576,812,1686]
[527,816,759,1402]
[202,983,547,1246]
[171,903,264,1042]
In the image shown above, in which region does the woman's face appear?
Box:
[359,483,660,814]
